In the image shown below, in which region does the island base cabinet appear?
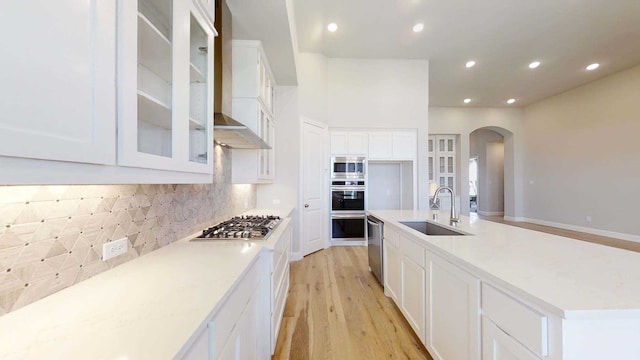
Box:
[383,242,402,305]
[400,235,426,341]
[426,251,481,360]
[180,326,210,360]
[482,318,542,360]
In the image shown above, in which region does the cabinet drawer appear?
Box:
[210,257,261,359]
[385,226,400,248]
[400,236,425,268]
[482,283,548,357]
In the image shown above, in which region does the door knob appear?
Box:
[304,204,309,208]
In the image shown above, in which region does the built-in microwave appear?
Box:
[331,156,366,179]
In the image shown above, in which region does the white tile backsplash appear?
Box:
[0,145,255,315]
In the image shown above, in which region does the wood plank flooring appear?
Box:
[273,246,432,360]
[478,214,640,253]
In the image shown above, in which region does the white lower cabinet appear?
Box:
[269,221,291,354]
[426,251,481,360]
[181,325,210,360]
[383,227,401,304]
[178,252,268,360]
[400,236,426,341]
[482,318,542,360]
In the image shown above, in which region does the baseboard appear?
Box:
[520,217,640,243]
[503,216,526,222]
[478,211,504,216]
[290,252,303,262]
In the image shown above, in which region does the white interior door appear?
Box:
[301,120,327,256]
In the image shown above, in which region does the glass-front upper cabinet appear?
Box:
[118,0,215,175]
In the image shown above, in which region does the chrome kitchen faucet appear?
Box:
[432,185,460,225]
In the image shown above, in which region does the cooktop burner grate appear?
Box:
[196,215,281,240]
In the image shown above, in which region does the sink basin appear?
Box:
[399,221,467,236]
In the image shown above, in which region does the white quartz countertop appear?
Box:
[368,210,640,320]
[0,208,292,359]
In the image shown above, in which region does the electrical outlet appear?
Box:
[586,216,593,223]
[273,199,281,205]
[103,237,128,261]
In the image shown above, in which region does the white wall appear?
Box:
[327,58,430,208]
[256,86,301,251]
[522,64,640,239]
[429,107,524,218]
[297,53,328,123]
[470,129,504,215]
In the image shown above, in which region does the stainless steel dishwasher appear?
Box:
[366,215,384,285]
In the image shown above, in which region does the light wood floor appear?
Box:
[478,214,640,253]
[273,246,432,360]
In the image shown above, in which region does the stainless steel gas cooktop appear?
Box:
[193,215,281,241]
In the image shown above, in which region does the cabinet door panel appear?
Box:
[368,132,393,159]
[0,0,116,165]
[392,132,417,159]
[401,256,426,340]
[331,132,348,155]
[483,318,541,360]
[384,243,402,304]
[348,132,368,155]
[427,252,480,360]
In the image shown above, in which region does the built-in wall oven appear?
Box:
[331,179,366,241]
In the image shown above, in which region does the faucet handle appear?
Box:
[430,197,440,210]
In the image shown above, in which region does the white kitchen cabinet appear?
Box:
[0,0,116,166]
[118,0,214,174]
[208,254,267,360]
[482,318,542,360]
[194,0,215,25]
[383,227,402,305]
[232,40,275,116]
[426,251,481,360]
[368,131,417,160]
[400,235,426,341]
[392,131,418,159]
[180,326,210,360]
[269,221,291,354]
[330,131,368,155]
[369,132,393,159]
[231,40,277,184]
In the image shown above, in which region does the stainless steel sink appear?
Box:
[399,221,467,236]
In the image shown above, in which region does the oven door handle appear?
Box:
[331,214,366,219]
[331,186,366,191]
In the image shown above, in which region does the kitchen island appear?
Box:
[0,208,292,360]
[368,209,640,360]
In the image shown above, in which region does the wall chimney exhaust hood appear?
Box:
[212,0,269,149]
[214,113,270,149]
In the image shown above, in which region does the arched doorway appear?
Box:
[467,126,515,219]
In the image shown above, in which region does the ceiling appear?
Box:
[229,0,640,107]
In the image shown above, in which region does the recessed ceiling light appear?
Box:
[327,23,338,32]
[529,61,541,69]
[464,98,471,104]
[586,63,600,71]
[507,98,516,104]
[465,60,476,68]
[412,23,424,33]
